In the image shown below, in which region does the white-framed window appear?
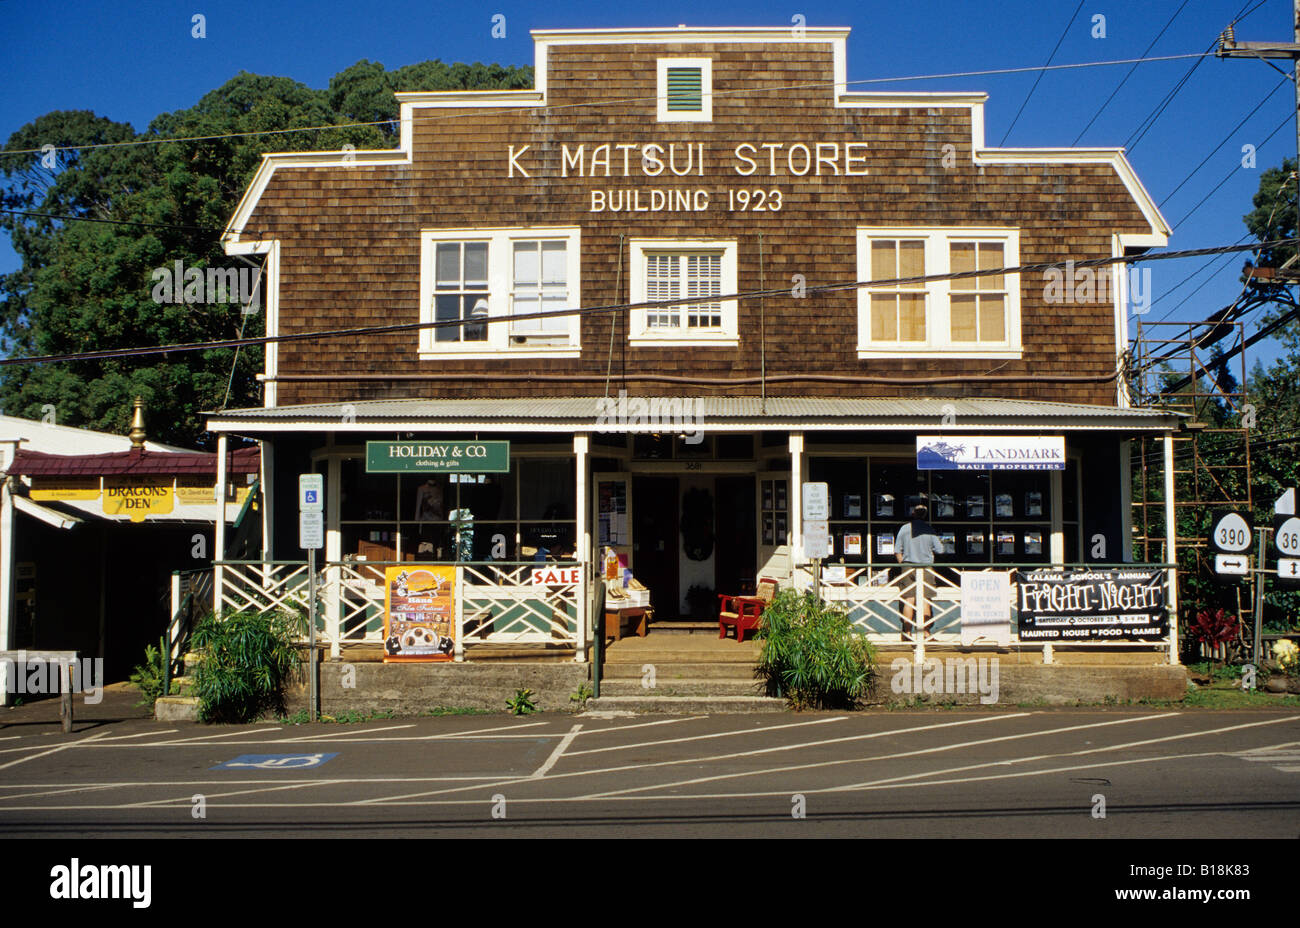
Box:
[657,58,712,123]
[629,239,737,347]
[856,227,1022,358]
[419,227,581,358]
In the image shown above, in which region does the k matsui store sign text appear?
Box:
[505,141,870,213]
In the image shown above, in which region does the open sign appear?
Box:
[531,567,579,586]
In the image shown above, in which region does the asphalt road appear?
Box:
[2,708,1298,839]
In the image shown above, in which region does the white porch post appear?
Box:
[214,433,228,616]
[574,433,589,663]
[1163,431,1180,665]
[789,432,805,589]
[260,440,274,561]
[325,456,342,659]
[0,476,14,703]
[1050,469,1065,565]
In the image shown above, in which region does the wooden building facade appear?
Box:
[208,27,1184,662]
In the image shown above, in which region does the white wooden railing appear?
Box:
[212,560,586,662]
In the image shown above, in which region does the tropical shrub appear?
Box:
[756,590,876,709]
[190,609,306,723]
[128,643,166,709]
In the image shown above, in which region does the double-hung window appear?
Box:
[857,227,1021,358]
[420,227,581,358]
[630,239,737,347]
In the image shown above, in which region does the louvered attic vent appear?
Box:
[666,67,703,111]
[657,58,712,122]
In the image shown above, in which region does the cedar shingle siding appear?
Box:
[236,40,1155,408]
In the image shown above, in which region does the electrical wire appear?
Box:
[0,52,1220,157]
[1,238,1289,369]
[1001,0,1084,146]
[1073,0,1190,145]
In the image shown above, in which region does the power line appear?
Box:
[1158,73,1292,207]
[0,52,1220,157]
[1,238,1288,369]
[1001,0,1084,146]
[0,207,228,235]
[1171,111,1294,230]
[1073,0,1190,145]
[1125,40,1215,152]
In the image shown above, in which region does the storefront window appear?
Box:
[806,454,1070,567]
[333,454,573,562]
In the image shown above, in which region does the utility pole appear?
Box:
[1217,1,1300,218]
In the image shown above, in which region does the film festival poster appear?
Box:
[384,566,456,662]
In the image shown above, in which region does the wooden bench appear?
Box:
[0,650,79,732]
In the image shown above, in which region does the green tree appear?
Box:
[0,59,531,447]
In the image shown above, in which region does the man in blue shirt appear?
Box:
[895,504,944,640]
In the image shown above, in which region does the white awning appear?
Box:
[13,495,83,530]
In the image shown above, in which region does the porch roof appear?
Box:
[206,396,1184,434]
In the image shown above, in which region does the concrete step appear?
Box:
[584,695,788,714]
[604,643,760,663]
[600,678,766,697]
[644,621,724,634]
[183,651,203,673]
[168,675,196,696]
[602,661,760,681]
[154,695,200,722]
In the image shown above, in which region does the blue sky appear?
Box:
[1,0,1295,367]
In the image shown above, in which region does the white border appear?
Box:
[855,227,1022,359]
[657,57,712,122]
[628,238,738,347]
[419,226,582,359]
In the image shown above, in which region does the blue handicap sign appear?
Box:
[213,753,337,770]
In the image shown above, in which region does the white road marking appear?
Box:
[828,714,1300,792]
[532,724,582,778]
[578,713,1174,799]
[0,730,108,772]
[351,713,1026,805]
[69,719,557,749]
[92,730,179,742]
[573,716,702,735]
[565,715,848,757]
[123,779,350,807]
[277,724,416,742]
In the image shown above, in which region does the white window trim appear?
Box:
[629,238,738,347]
[856,226,1022,359]
[419,226,581,359]
[656,58,712,123]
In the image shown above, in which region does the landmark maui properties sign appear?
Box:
[917,436,1065,471]
[365,441,510,474]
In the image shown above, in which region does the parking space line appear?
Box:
[123,779,351,807]
[576,713,1163,799]
[277,724,417,742]
[0,730,109,772]
[829,714,1300,792]
[532,724,582,778]
[351,713,1025,805]
[566,715,848,757]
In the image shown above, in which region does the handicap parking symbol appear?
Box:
[213,753,338,770]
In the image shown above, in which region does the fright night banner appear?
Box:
[1016,569,1167,641]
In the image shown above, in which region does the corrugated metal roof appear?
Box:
[207,396,1181,430]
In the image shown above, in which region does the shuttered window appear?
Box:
[644,253,722,329]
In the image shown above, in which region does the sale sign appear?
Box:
[383,566,455,662]
[530,567,580,586]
